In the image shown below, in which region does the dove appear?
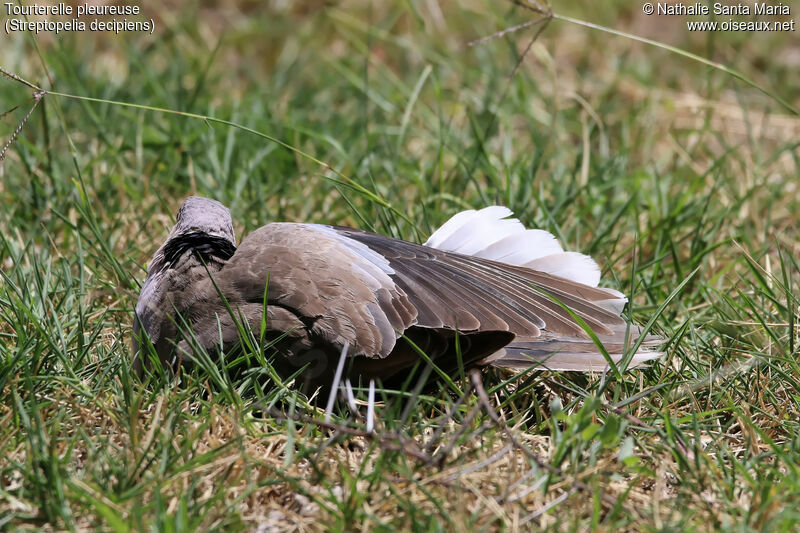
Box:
[133,196,660,392]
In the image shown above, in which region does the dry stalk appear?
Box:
[469,369,636,517]
[266,408,433,463]
[0,67,48,162]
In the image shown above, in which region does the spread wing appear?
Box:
[331,226,628,337]
[201,223,628,363]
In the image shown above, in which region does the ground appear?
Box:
[1,1,799,531]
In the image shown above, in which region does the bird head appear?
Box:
[132,196,236,373]
[170,196,236,245]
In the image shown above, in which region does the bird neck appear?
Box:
[161,231,236,268]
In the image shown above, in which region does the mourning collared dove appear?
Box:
[133,197,660,391]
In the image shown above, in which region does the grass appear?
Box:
[1,0,799,530]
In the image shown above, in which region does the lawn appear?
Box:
[1,1,799,530]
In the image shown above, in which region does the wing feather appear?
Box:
[333,226,621,339]
[215,223,417,358]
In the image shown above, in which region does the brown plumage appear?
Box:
[133,197,661,391]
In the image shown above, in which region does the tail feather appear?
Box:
[591,287,628,315]
[524,251,601,288]
[424,207,519,253]
[426,207,604,288]
[474,230,564,264]
[489,349,661,371]
[486,331,662,371]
